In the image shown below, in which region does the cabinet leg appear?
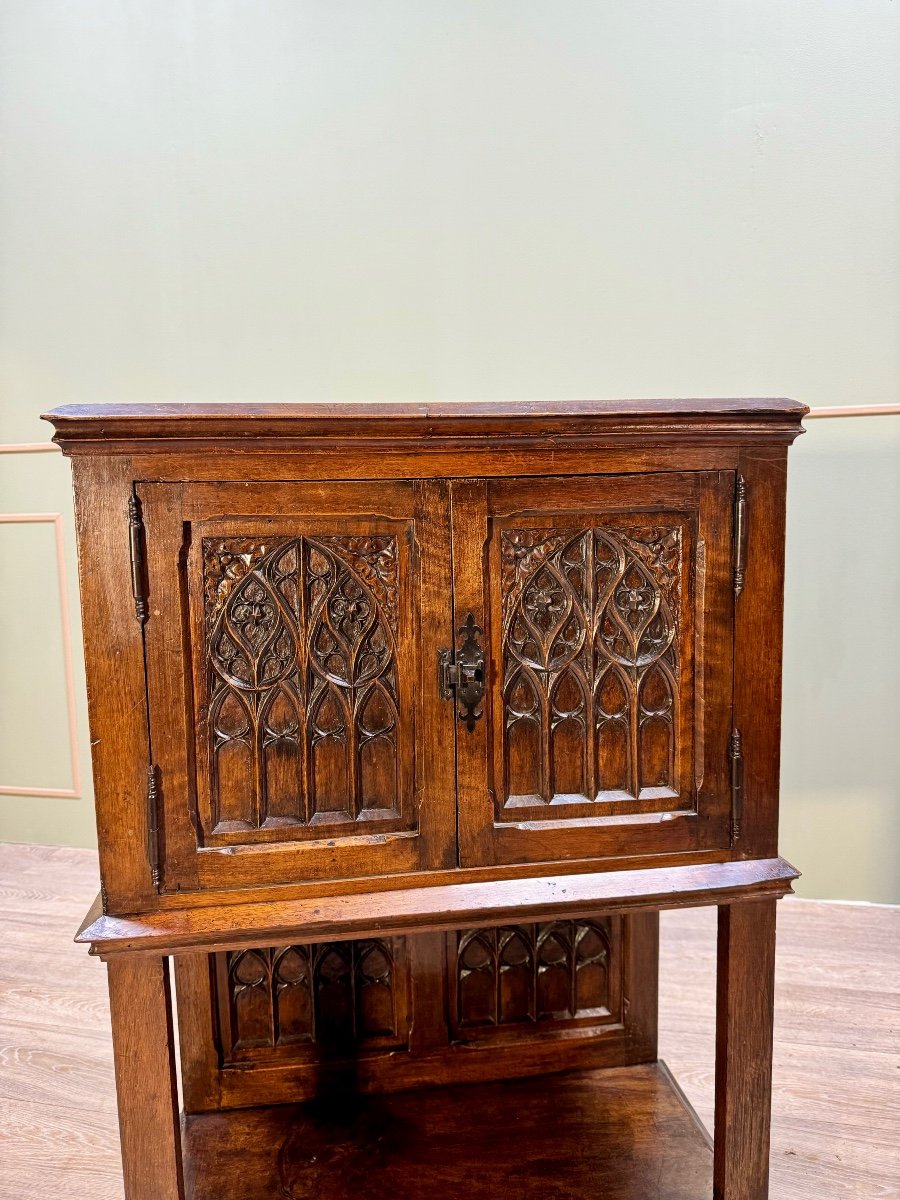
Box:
[107,956,185,1200]
[713,899,777,1200]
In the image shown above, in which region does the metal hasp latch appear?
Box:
[439,613,486,732]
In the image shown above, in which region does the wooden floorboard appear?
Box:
[1,842,898,1200]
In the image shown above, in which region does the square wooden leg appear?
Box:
[107,955,185,1200]
[714,898,778,1200]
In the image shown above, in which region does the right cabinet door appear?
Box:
[452,471,735,868]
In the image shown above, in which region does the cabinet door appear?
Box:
[137,479,456,893]
[451,473,734,867]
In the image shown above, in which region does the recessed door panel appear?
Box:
[138,479,456,893]
[452,473,735,867]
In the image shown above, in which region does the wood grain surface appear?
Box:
[1,843,897,1200]
[75,857,799,958]
[43,398,805,920]
[181,1062,712,1200]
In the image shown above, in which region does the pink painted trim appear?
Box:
[1,784,79,798]
[0,512,81,798]
[0,442,59,453]
[806,404,900,419]
[0,512,62,522]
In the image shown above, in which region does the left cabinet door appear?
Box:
[137,479,456,895]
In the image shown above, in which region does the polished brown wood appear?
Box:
[42,399,807,1200]
[76,857,799,958]
[714,900,778,1200]
[453,470,736,867]
[106,957,184,1200]
[173,912,660,1112]
[43,398,805,916]
[137,477,457,893]
[732,449,790,859]
[43,397,808,458]
[5,845,896,1200]
[67,456,154,914]
[180,1063,713,1200]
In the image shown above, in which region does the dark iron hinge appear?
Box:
[733,475,747,597]
[128,494,149,624]
[729,729,744,845]
[146,763,162,892]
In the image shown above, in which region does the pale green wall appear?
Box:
[1,2,897,899]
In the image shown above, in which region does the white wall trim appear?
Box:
[0,512,82,799]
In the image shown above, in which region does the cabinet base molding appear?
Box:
[181,1062,712,1200]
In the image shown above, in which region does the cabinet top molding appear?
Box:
[43,397,807,454]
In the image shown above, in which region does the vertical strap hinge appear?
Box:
[128,494,149,624]
[733,474,747,597]
[729,729,744,845]
[147,763,162,892]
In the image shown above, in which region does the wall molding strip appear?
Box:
[806,403,900,419]
[0,513,82,798]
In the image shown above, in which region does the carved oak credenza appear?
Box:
[45,399,806,1200]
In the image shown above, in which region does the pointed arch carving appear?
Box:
[221,937,402,1059]
[455,919,614,1031]
[500,523,682,805]
[202,534,400,832]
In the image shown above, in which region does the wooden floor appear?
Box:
[0,843,897,1200]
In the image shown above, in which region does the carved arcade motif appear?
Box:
[500,524,683,806]
[455,919,613,1030]
[202,535,401,832]
[221,938,400,1058]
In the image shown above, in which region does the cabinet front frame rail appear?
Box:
[77,856,798,960]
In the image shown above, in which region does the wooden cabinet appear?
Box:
[48,399,806,1200]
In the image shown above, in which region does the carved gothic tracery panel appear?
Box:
[220,938,402,1060]
[454,919,615,1032]
[201,535,401,833]
[500,524,683,806]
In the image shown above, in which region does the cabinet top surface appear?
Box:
[43,397,807,452]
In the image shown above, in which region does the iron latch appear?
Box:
[439,613,486,732]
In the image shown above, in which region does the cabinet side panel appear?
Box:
[734,450,789,858]
[70,457,153,912]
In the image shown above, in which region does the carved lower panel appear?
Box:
[201,534,402,834]
[218,938,408,1064]
[182,914,651,1112]
[500,522,684,806]
[453,918,619,1034]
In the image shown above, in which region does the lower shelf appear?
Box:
[182,1062,713,1200]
